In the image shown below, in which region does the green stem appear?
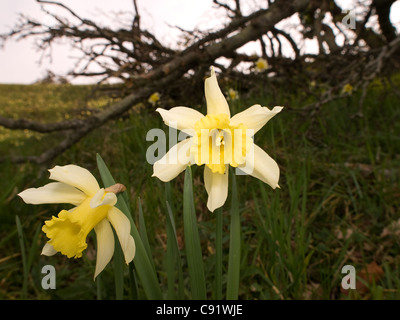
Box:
[215,207,223,300]
[226,172,241,300]
[183,166,206,299]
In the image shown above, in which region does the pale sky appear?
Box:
[0,0,399,84]
[0,0,220,84]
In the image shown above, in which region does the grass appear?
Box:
[0,78,399,300]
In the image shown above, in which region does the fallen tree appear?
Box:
[0,0,399,165]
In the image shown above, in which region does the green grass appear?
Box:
[0,79,399,300]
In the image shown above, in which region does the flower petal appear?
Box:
[90,188,117,208]
[93,218,115,279]
[156,107,204,135]
[205,67,230,117]
[230,105,283,135]
[18,182,86,206]
[49,165,100,196]
[41,242,58,256]
[42,209,88,259]
[107,207,135,264]
[153,138,193,182]
[204,165,229,212]
[238,143,280,189]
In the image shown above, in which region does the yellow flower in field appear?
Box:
[227,88,239,101]
[342,83,353,94]
[148,92,160,106]
[18,165,135,279]
[153,67,282,212]
[255,57,268,72]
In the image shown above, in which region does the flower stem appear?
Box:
[226,171,241,300]
[215,207,223,300]
[183,166,206,299]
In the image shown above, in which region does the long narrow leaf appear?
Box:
[166,200,184,299]
[129,262,139,300]
[96,156,125,299]
[27,223,41,274]
[15,215,27,299]
[165,182,184,298]
[226,172,241,300]
[183,166,206,299]
[138,197,156,275]
[113,236,125,300]
[96,154,162,300]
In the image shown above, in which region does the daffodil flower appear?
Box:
[342,83,353,95]
[148,92,161,106]
[227,88,239,101]
[255,57,268,72]
[153,67,282,212]
[18,164,135,278]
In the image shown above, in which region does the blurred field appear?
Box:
[0,80,399,300]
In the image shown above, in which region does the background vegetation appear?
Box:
[1,76,399,299]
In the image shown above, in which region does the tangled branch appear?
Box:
[0,0,311,165]
[1,0,399,165]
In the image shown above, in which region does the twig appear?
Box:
[0,0,317,165]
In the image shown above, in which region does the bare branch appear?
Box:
[4,0,398,166]
[0,116,85,133]
[1,0,311,165]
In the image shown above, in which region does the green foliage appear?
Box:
[0,80,399,300]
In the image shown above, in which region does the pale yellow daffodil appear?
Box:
[227,88,239,101]
[153,67,282,212]
[342,83,353,95]
[18,164,135,279]
[148,92,161,106]
[255,57,268,72]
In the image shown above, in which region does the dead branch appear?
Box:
[1,0,399,166]
[0,0,310,165]
[296,35,400,115]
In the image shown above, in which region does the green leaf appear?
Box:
[138,197,156,275]
[96,154,162,300]
[165,200,184,299]
[226,172,241,300]
[27,223,41,275]
[15,215,27,299]
[183,166,206,299]
[113,236,125,300]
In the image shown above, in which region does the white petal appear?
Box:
[238,144,280,189]
[41,242,58,256]
[107,207,136,264]
[230,105,283,135]
[205,67,230,117]
[156,107,204,135]
[204,165,229,212]
[49,164,100,196]
[152,138,193,182]
[124,236,136,264]
[94,219,115,279]
[18,182,86,206]
[90,188,117,208]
